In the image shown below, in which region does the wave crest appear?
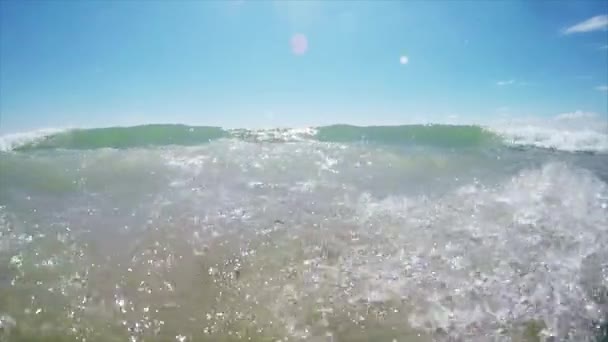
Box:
[1,122,606,153]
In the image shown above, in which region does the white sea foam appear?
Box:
[489,112,608,153]
[228,127,318,142]
[492,125,608,152]
[1,131,606,340]
[343,162,608,340]
[0,128,64,152]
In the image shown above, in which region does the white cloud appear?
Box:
[496,79,533,87]
[600,44,608,50]
[555,110,598,120]
[562,15,608,34]
[595,85,608,92]
[496,79,515,86]
[399,55,409,65]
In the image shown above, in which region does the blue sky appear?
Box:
[1,0,607,132]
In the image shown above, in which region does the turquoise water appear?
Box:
[1,124,607,341]
[11,124,499,150]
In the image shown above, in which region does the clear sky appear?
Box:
[1,0,607,132]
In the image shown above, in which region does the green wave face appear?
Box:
[14,124,228,150]
[315,124,499,147]
[11,124,501,150]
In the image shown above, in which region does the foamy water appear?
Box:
[1,122,607,341]
[0,128,65,152]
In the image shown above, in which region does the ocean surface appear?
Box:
[1,119,607,341]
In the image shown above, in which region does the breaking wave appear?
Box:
[1,121,606,153]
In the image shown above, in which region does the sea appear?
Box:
[0,115,607,341]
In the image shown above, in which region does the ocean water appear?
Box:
[0,120,607,342]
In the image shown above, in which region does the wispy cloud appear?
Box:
[555,110,598,120]
[562,15,608,34]
[496,79,531,87]
[595,85,608,92]
[496,79,515,86]
[600,44,608,50]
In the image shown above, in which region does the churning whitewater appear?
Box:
[1,123,607,341]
